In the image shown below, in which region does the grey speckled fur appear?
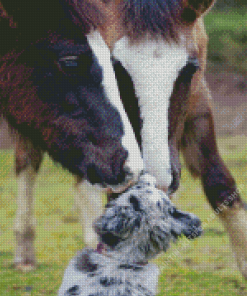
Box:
[58,174,202,296]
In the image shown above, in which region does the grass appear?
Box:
[204,8,247,75]
[0,136,247,295]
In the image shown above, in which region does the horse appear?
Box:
[1,0,247,280]
[0,0,144,270]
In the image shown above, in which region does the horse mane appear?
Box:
[120,0,215,42]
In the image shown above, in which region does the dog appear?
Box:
[58,173,202,296]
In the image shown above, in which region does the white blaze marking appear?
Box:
[87,31,144,185]
[113,36,188,189]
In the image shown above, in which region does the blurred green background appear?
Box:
[205,0,247,75]
[203,1,247,138]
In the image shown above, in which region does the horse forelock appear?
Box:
[120,0,185,41]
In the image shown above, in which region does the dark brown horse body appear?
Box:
[0,0,247,279]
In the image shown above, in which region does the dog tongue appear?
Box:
[95,243,106,254]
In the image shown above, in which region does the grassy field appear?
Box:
[0,136,247,295]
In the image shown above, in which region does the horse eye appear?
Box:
[58,53,94,78]
[78,54,93,72]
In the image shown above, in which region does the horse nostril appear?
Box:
[129,195,141,211]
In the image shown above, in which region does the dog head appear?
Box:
[94,173,202,263]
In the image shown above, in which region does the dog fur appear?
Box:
[58,174,202,296]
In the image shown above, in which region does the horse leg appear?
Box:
[181,85,247,278]
[74,179,104,248]
[14,137,43,271]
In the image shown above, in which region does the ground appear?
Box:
[206,71,247,137]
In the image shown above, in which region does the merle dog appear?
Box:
[58,174,202,296]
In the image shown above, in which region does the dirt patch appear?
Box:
[206,71,247,137]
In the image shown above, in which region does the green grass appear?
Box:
[204,8,247,74]
[1,136,247,295]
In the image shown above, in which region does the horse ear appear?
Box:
[182,0,216,23]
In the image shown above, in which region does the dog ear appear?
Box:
[182,0,215,23]
[169,207,202,239]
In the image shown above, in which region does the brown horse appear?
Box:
[0,0,247,280]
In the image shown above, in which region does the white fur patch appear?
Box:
[87,31,144,188]
[58,252,159,296]
[113,36,188,189]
